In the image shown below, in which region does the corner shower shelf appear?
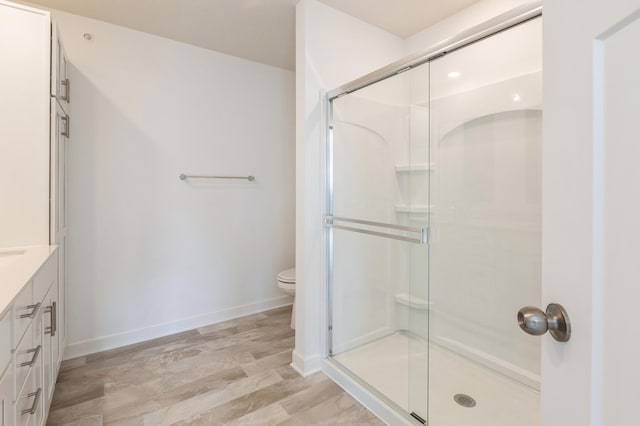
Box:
[394,163,435,173]
[395,293,430,311]
[395,204,432,214]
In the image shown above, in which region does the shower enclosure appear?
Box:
[324,8,542,426]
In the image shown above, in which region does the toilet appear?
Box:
[277,268,296,329]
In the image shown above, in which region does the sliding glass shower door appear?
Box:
[426,18,542,425]
[326,15,542,426]
[328,62,431,421]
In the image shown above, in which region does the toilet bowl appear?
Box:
[277,268,295,329]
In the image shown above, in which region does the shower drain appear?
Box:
[453,394,477,408]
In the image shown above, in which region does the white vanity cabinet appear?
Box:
[0,1,71,424]
[0,0,71,343]
[1,250,60,426]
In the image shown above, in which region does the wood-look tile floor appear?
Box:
[46,306,384,426]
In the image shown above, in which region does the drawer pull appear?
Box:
[21,388,41,415]
[19,345,41,368]
[44,302,57,337]
[18,303,41,319]
[52,301,57,336]
[61,78,70,102]
[61,114,70,138]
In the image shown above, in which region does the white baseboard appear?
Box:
[63,295,293,360]
[291,349,321,377]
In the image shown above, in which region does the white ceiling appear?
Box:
[319,0,479,38]
[23,0,479,71]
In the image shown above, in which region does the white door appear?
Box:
[542,1,640,425]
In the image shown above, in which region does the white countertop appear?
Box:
[0,245,56,317]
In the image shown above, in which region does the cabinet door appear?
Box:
[40,307,51,416]
[41,286,57,407]
[50,100,67,245]
[50,22,69,109]
[49,99,67,358]
[32,311,43,426]
[0,366,14,426]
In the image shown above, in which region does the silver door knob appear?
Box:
[517,303,571,342]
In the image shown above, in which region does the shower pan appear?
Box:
[323,5,543,425]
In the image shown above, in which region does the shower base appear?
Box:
[333,332,539,426]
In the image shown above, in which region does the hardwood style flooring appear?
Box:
[46,306,384,426]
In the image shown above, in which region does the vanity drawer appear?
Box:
[12,284,34,350]
[32,253,55,306]
[15,367,39,426]
[14,322,38,401]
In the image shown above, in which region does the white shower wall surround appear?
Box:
[294,0,407,374]
[51,10,295,358]
[331,75,542,385]
[294,0,540,379]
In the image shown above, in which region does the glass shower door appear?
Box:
[326,12,542,426]
[404,64,430,424]
[426,17,542,425]
[327,63,431,422]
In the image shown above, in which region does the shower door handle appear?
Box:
[517,303,571,342]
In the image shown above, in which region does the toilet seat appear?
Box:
[276,268,295,330]
[277,268,295,284]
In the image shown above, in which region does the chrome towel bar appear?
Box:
[324,216,428,245]
[179,174,255,181]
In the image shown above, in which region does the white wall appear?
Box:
[294,0,404,374]
[53,11,295,358]
[0,2,50,248]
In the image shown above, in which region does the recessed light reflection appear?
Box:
[447,71,461,79]
[512,93,521,102]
